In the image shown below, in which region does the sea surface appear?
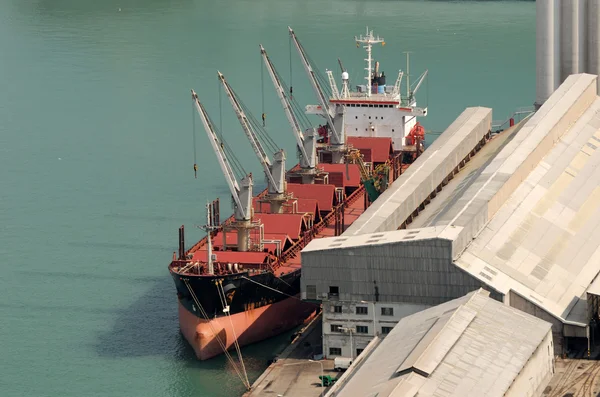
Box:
[0,1,535,396]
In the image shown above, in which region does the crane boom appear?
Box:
[191,90,251,221]
[288,27,342,144]
[260,45,316,170]
[411,70,429,98]
[218,72,286,195]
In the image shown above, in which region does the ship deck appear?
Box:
[170,136,414,278]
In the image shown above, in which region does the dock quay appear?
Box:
[244,312,336,397]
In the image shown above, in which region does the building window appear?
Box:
[356,348,364,356]
[331,324,342,332]
[329,347,342,356]
[392,129,395,132]
[381,307,394,316]
[369,116,371,119]
[356,306,368,315]
[333,305,342,313]
[306,285,316,300]
[356,325,368,334]
[382,326,393,334]
[329,286,339,295]
[355,116,358,119]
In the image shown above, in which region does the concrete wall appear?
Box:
[505,329,554,397]
[344,107,491,236]
[509,290,564,355]
[322,300,429,358]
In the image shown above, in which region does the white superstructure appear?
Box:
[292,27,428,152]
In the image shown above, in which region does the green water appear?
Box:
[0,1,534,396]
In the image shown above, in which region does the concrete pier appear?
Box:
[244,314,337,397]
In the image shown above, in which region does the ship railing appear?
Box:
[492,106,535,132]
[279,185,366,262]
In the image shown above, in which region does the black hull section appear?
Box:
[170,269,301,319]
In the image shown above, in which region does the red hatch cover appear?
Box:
[287,183,336,212]
[318,163,361,188]
[191,250,269,264]
[210,232,294,252]
[347,137,393,163]
[254,213,307,239]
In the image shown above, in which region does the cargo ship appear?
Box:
[168,27,429,362]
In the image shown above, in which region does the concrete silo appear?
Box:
[536,0,561,107]
[560,0,586,81]
[589,0,600,91]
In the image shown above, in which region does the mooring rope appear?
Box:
[183,279,250,389]
[216,280,250,388]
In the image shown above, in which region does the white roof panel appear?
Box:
[331,289,551,397]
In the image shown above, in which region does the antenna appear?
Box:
[404,51,412,100]
[205,202,215,274]
[355,27,384,98]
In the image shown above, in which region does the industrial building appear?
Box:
[325,289,554,397]
[536,0,600,105]
[301,73,600,357]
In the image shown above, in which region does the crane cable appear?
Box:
[183,279,250,390]
[219,79,224,142]
[192,102,198,178]
[216,280,250,388]
[289,33,293,98]
[261,57,266,127]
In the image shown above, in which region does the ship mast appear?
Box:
[205,202,215,274]
[355,27,385,98]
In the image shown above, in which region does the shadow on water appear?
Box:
[94,273,298,362]
[95,275,184,358]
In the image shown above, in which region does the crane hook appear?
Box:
[194,163,198,179]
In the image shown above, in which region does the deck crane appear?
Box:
[288,27,346,162]
[191,90,254,252]
[218,72,288,214]
[260,44,317,182]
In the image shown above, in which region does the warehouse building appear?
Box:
[301,73,600,357]
[325,289,554,397]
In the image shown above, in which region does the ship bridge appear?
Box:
[305,27,428,150]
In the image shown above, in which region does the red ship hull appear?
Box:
[178,296,318,360]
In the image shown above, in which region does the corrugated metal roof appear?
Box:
[455,93,600,325]
[302,226,458,253]
[344,107,493,236]
[347,136,393,163]
[331,289,551,397]
[287,183,336,212]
